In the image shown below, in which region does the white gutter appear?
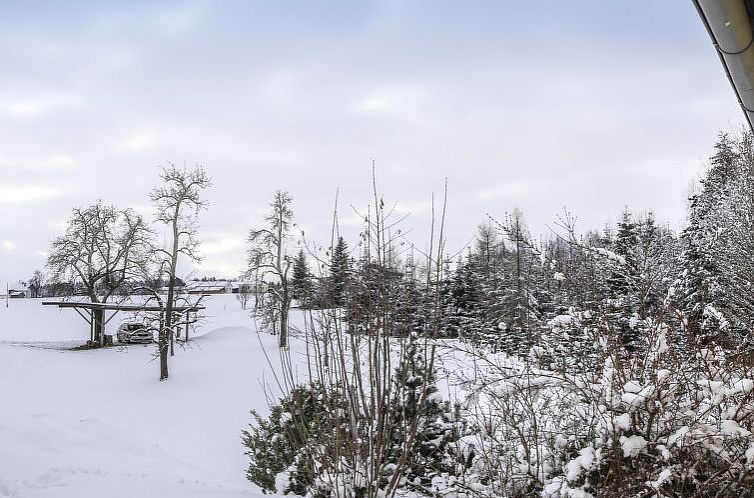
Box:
[694,0,754,131]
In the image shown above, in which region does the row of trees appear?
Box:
[250,135,754,358]
[246,195,678,357]
[36,131,754,492]
[243,131,754,497]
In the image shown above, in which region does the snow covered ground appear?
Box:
[0,295,295,498]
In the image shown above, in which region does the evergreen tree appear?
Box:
[393,257,425,337]
[604,209,642,349]
[446,254,485,342]
[677,133,739,344]
[473,224,509,347]
[242,383,349,495]
[634,211,678,319]
[498,210,542,354]
[327,236,352,307]
[385,339,459,490]
[474,223,504,273]
[291,249,314,307]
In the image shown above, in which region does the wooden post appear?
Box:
[170,312,175,356]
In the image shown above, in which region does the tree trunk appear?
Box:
[276,207,289,349]
[161,207,181,380]
[279,300,289,348]
[159,312,169,380]
[93,308,105,345]
[162,282,175,380]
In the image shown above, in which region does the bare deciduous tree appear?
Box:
[28,270,44,298]
[236,283,253,310]
[47,201,152,344]
[248,190,294,348]
[150,162,212,381]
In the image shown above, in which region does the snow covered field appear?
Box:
[0,295,294,498]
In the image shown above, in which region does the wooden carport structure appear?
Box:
[41,300,205,346]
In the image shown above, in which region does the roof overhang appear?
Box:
[694,0,754,131]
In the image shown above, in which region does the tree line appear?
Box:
[32,132,754,495]
[242,131,754,497]
[248,132,749,358]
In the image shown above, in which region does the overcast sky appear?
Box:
[0,0,746,285]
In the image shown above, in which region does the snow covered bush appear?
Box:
[452,316,754,497]
[551,323,754,497]
[243,339,466,497]
[242,382,349,495]
[450,342,587,496]
[384,340,466,494]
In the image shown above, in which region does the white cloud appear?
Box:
[350,84,430,116]
[115,128,157,152]
[0,185,60,204]
[3,91,80,117]
[151,2,206,38]
[1,241,16,251]
[47,220,67,231]
[476,181,541,202]
[91,1,205,39]
[353,95,392,114]
[37,154,77,171]
[193,233,246,278]
[0,153,77,173]
[258,69,299,103]
[201,234,244,256]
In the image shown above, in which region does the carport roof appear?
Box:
[42,301,204,312]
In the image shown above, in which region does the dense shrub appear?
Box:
[453,318,754,498]
[243,341,466,497]
[242,382,349,495]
